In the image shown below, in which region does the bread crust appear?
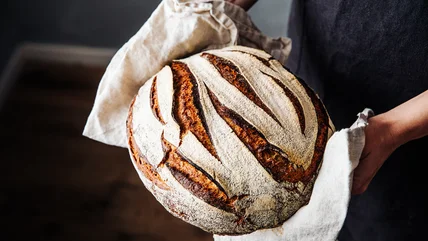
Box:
[126,46,334,235]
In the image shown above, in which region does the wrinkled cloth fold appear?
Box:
[82,0,291,147]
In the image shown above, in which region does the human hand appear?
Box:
[351,114,398,195]
[226,0,258,11]
[352,90,428,194]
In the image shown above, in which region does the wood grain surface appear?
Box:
[0,60,212,241]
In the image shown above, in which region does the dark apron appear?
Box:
[286,1,428,240]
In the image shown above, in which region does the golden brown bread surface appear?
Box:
[126,46,334,235]
[170,62,219,159]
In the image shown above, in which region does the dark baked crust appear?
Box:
[170,61,219,159]
[201,53,282,127]
[150,76,166,125]
[161,133,235,213]
[263,71,306,134]
[129,82,238,214]
[201,53,329,185]
[207,87,325,185]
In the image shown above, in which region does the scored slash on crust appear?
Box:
[127,97,170,190]
[170,61,220,160]
[201,53,283,128]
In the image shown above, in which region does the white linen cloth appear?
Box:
[83,1,371,240]
[83,0,291,147]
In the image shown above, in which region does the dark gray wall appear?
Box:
[249,0,291,37]
[0,0,162,76]
[0,0,290,78]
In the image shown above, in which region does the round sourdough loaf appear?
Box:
[126,46,335,235]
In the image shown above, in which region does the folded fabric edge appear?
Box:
[82,0,241,147]
[82,121,128,148]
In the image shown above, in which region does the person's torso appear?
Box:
[286,1,428,240]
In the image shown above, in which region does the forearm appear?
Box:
[226,0,258,11]
[378,90,428,148]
